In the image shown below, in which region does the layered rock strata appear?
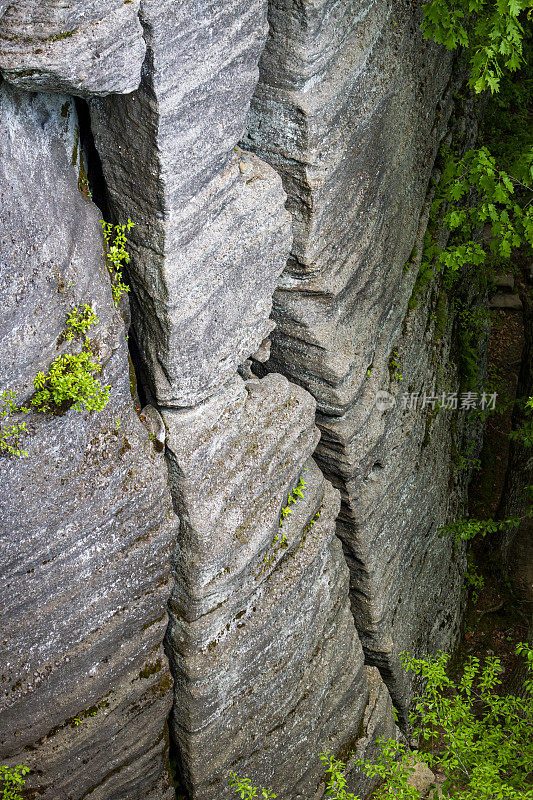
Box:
[0,85,177,799]
[163,374,387,799]
[0,0,145,97]
[90,0,292,407]
[90,1,395,794]
[243,0,465,712]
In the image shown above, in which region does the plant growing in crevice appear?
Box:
[388,348,404,382]
[273,474,307,546]
[0,390,29,458]
[32,306,110,414]
[63,303,98,343]
[0,765,29,800]
[101,219,134,307]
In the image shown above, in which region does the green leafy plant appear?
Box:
[388,347,404,382]
[421,147,533,288]
[440,514,520,545]
[422,0,533,94]
[0,765,29,800]
[273,474,307,546]
[32,351,110,414]
[509,396,533,446]
[64,304,98,343]
[463,552,485,601]
[229,774,277,799]
[230,645,533,800]
[101,219,134,306]
[32,307,110,414]
[0,390,29,458]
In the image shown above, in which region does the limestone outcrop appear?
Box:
[0,0,145,97]
[0,0,482,796]
[243,0,465,713]
[163,375,386,799]
[90,0,291,408]
[88,0,396,794]
[0,85,177,799]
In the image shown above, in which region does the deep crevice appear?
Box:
[75,97,153,411]
[74,98,109,220]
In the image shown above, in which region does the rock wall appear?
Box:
[0,0,474,798]
[0,85,177,798]
[242,0,467,713]
[0,1,146,97]
[88,0,394,797]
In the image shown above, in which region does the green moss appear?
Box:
[139,659,163,680]
[47,30,76,41]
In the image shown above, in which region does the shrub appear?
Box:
[32,305,110,414]
[0,765,29,800]
[101,219,134,306]
[0,390,29,458]
[32,351,110,414]
[229,645,533,800]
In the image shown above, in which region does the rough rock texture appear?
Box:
[90,0,292,407]
[163,373,390,799]
[0,0,145,97]
[0,84,176,799]
[0,2,9,20]
[89,2,400,794]
[243,0,466,713]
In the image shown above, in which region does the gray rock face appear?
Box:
[0,3,9,20]
[0,0,145,97]
[90,0,291,408]
[243,0,465,712]
[0,85,176,799]
[163,373,379,799]
[91,3,397,795]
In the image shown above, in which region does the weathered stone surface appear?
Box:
[0,0,145,97]
[243,0,466,713]
[90,0,291,408]
[163,373,381,800]
[0,2,9,20]
[0,85,176,799]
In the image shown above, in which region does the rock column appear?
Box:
[243,0,466,713]
[90,1,393,796]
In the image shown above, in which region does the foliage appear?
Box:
[439,514,520,545]
[388,348,404,382]
[480,27,533,183]
[422,0,533,94]
[397,647,533,800]
[64,304,98,343]
[0,390,29,458]
[101,219,134,306]
[509,396,533,446]
[229,774,277,799]
[32,305,110,414]
[229,646,533,800]
[273,473,307,546]
[463,552,485,601]
[421,147,533,288]
[0,765,29,800]
[32,351,110,414]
